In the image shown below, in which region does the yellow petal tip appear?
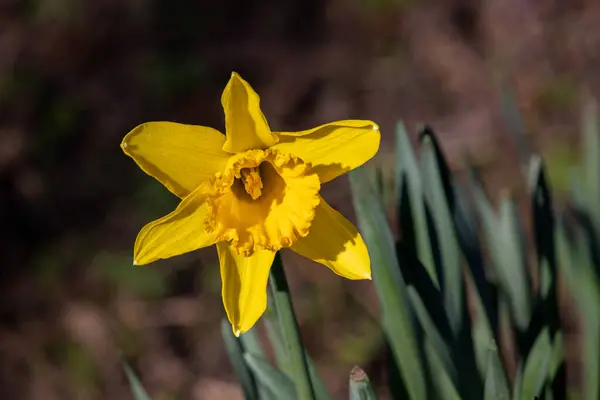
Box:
[133,259,139,266]
[372,124,379,131]
[233,328,241,337]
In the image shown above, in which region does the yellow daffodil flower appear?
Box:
[121,72,380,335]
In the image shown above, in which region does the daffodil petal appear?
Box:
[221,72,278,153]
[291,197,371,280]
[217,243,275,336]
[133,186,218,265]
[122,122,230,198]
[272,120,380,183]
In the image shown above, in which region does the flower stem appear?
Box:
[268,252,315,400]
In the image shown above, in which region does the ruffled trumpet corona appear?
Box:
[121,72,380,335]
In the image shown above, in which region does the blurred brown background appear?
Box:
[0,0,598,398]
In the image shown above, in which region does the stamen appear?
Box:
[240,167,263,200]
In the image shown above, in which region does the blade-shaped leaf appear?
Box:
[425,340,462,400]
[521,327,552,400]
[557,222,600,400]
[265,298,290,373]
[305,353,332,400]
[269,254,315,400]
[549,331,564,381]
[582,98,600,229]
[395,122,438,286]
[122,360,152,400]
[453,180,500,379]
[419,133,463,334]
[407,286,455,382]
[473,181,531,331]
[265,303,331,400]
[221,320,259,400]
[484,342,510,400]
[529,156,560,338]
[349,367,378,400]
[240,326,266,358]
[350,166,426,400]
[244,353,298,400]
[240,327,278,400]
[512,364,523,400]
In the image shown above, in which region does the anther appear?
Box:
[240,167,263,200]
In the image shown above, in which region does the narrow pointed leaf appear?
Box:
[512,364,523,400]
[419,133,463,334]
[521,327,552,400]
[557,223,600,400]
[350,166,426,400]
[395,122,437,286]
[349,367,378,400]
[473,180,531,331]
[269,254,315,400]
[582,98,600,229]
[407,287,456,382]
[122,360,152,400]
[425,340,462,400]
[221,320,259,400]
[244,353,298,400]
[484,343,510,400]
[265,297,331,400]
[306,353,332,400]
[240,327,277,400]
[240,327,266,358]
[265,302,290,373]
[549,331,564,381]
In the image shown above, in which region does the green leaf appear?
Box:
[269,254,315,400]
[497,197,532,330]
[395,122,438,286]
[265,298,331,400]
[484,343,510,400]
[473,184,531,331]
[350,166,426,400]
[549,331,564,381]
[407,287,455,383]
[265,297,290,373]
[425,340,462,400]
[512,364,524,400]
[244,353,298,400]
[419,133,463,334]
[122,360,152,400]
[240,327,277,400]
[221,320,259,400]
[556,223,600,400]
[349,367,378,400]
[239,326,266,358]
[521,327,552,400]
[582,98,600,229]
[529,156,560,335]
[408,287,457,381]
[306,353,332,400]
[453,181,499,377]
[468,269,497,378]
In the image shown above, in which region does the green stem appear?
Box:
[269,252,315,400]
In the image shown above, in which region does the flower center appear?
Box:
[239,167,263,200]
[203,149,321,256]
